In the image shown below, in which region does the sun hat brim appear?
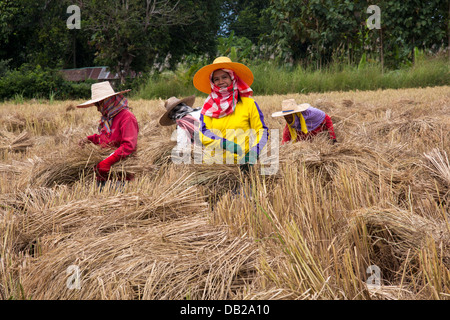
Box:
[271,103,311,117]
[76,89,131,108]
[193,61,254,94]
[159,95,196,126]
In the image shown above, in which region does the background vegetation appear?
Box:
[0,0,448,101]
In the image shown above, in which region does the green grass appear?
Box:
[133,56,449,99]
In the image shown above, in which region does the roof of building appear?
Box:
[59,66,120,82]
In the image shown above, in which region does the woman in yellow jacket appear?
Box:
[193,57,269,171]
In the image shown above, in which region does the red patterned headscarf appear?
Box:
[201,69,253,119]
[98,94,129,135]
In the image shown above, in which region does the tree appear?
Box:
[78,0,223,84]
[0,0,95,69]
[221,0,272,42]
[264,0,448,68]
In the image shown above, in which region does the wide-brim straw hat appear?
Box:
[271,99,311,117]
[193,56,254,94]
[159,95,196,126]
[76,81,131,108]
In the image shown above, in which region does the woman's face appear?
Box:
[212,69,232,89]
[284,114,294,124]
[95,100,105,113]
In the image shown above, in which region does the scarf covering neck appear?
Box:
[176,114,198,142]
[201,69,253,119]
[98,94,129,135]
[169,103,196,121]
[287,113,308,142]
[287,107,326,141]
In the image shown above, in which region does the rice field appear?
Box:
[0,85,449,300]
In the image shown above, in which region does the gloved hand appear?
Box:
[78,137,91,148]
[244,149,258,164]
[221,139,243,156]
[332,139,338,145]
[95,153,121,181]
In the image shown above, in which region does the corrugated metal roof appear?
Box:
[59,67,120,81]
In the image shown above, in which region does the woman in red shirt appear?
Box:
[77,81,139,183]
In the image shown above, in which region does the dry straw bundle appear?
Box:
[345,207,450,284]
[17,172,207,239]
[1,86,449,300]
[0,131,34,153]
[424,148,450,187]
[28,143,106,187]
[27,138,176,187]
[277,137,413,192]
[20,214,259,300]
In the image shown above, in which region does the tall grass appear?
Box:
[133,56,449,99]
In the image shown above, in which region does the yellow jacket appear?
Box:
[199,97,269,164]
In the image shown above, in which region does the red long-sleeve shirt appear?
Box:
[282,114,336,145]
[87,108,139,162]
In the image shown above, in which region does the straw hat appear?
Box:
[159,95,196,126]
[271,99,311,117]
[193,56,254,94]
[76,81,131,108]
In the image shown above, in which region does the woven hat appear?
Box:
[271,99,311,117]
[193,56,254,94]
[159,95,196,126]
[76,81,131,108]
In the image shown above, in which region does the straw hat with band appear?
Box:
[193,56,254,94]
[159,95,196,126]
[77,81,131,108]
[271,99,311,118]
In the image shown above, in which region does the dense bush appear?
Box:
[0,64,93,101]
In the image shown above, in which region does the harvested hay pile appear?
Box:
[345,207,450,284]
[1,86,449,300]
[27,139,175,187]
[0,131,34,153]
[28,144,106,187]
[20,214,259,300]
[370,117,445,139]
[188,164,242,189]
[17,174,207,240]
[186,163,281,203]
[424,148,450,187]
[277,139,415,191]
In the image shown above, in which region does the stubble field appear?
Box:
[0,85,449,300]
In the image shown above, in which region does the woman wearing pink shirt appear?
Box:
[77,81,139,183]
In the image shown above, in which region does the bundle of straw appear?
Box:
[424,148,450,187]
[0,131,34,153]
[1,114,26,132]
[19,172,207,239]
[278,139,411,189]
[20,214,259,300]
[345,207,450,281]
[28,144,104,187]
[28,140,166,187]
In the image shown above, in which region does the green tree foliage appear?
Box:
[0,0,94,69]
[0,0,223,80]
[265,0,448,68]
[79,0,223,83]
[221,0,271,41]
